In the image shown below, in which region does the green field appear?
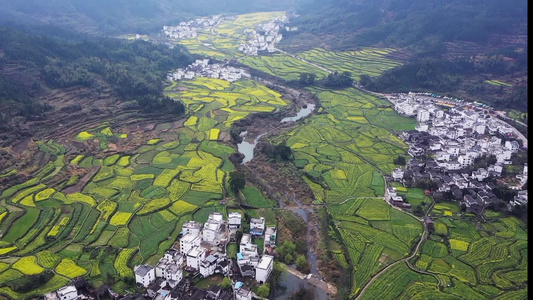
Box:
[0,73,289,294]
[0,9,527,298]
[361,206,528,299]
[275,87,414,204]
[485,79,513,87]
[327,198,423,295]
[299,47,401,80]
[242,187,272,208]
[241,54,329,81]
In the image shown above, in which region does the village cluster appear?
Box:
[163,16,228,40]
[133,211,276,300]
[167,59,250,82]
[238,17,291,55]
[387,92,527,213]
[44,212,276,300]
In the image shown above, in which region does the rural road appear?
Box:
[494,110,527,128]
[491,116,528,148]
[210,17,222,35]
[355,200,439,300]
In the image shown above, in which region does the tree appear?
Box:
[230,127,243,143]
[413,205,424,216]
[359,74,374,88]
[284,253,294,264]
[323,71,353,88]
[275,141,292,161]
[257,283,270,298]
[298,73,316,86]
[394,155,407,165]
[492,185,518,202]
[229,170,245,194]
[220,277,232,290]
[296,255,310,273]
[270,262,283,287]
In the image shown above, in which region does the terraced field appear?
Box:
[329,198,423,296]
[0,10,527,299]
[241,54,330,81]
[0,76,288,296]
[362,209,528,300]
[299,48,401,80]
[274,87,415,204]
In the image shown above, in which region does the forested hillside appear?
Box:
[280,0,527,112]
[0,0,307,35]
[283,0,526,51]
[0,27,192,147]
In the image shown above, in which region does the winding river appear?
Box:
[237,101,327,298]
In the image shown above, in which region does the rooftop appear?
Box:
[229,212,242,218]
[135,264,153,277]
[257,255,274,270]
[250,217,265,224]
[183,221,202,229]
[188,247,204,257]
[181,233,201,242]
[57,285,77,296]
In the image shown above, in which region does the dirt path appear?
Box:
[210,17,222,35]
[355,200,440,300]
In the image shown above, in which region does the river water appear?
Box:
[290,196,319,275]
[237,102,326,299]
[280,103,316,123]
[237,104,315,163]
[272,271,328,300]
[237,131,266,164]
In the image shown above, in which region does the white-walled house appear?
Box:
[235,287,252,300]
[391,168,404,180]
[494,149,512,163]
[264,227,277,251]
[435,151,450,161]
[250,217,265,236]
[180,233,201,254]
[186,247,206,270]
[240,234,255,254]
[56,285,78,300]
[163,249,182,263]
[417,110,430,122]
[155,250,183,286]
[255,255,274,284]
[135,264,156,287]
[472,168,489,181]
[203,212,223,243]
[228,212,242,229]
[505,141,520,153]
[182,221,202,236]
[161,263,182,284]
[458,155,474,168]
[446,160,462,171]
[199,254,218,278]
[474,124,486,135]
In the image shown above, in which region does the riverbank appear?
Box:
[273,263,336,300]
